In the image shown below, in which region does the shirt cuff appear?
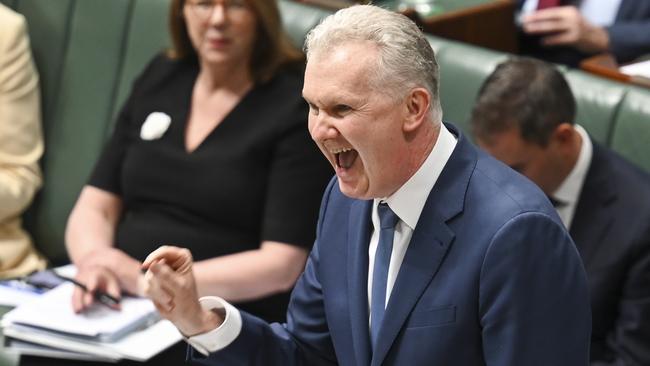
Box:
[185,296,242,356]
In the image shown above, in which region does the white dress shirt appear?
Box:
[578,0,622,26]
[551,124,592,229]
[187,124,458,355]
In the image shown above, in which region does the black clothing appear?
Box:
[89,54,331,322]
[571,142,650,366]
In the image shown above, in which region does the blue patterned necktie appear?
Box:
[370,202,399,349]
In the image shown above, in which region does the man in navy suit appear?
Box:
[142,5,591,365]
[517,0,650,66]
[471,57,650,365]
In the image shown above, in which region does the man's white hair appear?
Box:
[304,5,442,122]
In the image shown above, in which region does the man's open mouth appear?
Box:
[333,148,359,169]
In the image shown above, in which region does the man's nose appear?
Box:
[310,113,338,141]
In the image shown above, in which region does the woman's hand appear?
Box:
[71,264,121,313]
[142,246,223,337]
[77,246,145,296]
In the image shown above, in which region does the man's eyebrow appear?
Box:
[302,94,314,103]
[302,97,318,108]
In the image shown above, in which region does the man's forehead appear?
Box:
[304,50,375,97]
[308,40,379,65]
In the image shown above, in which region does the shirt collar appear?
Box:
[552,124,592,206]
[374,123,458,230]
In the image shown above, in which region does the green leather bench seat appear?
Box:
[611,86,650,173]
[279,0,332,48]
[563,70,628,145]
[433,40,509,134]
[0,0,648,268]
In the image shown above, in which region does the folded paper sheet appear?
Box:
[1,282,182,361]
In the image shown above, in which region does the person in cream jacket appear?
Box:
[0,3,46,278]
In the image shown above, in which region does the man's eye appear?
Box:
[308,103,319,116]
[333,105,352,115]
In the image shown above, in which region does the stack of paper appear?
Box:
[1,283,182,362]
[620,60,650,79]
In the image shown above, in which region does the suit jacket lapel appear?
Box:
[371,125,475,366]
[570,143,616,267]
[347,199,373,366]
[615,0,633,20]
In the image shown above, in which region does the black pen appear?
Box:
[52,272,121,308]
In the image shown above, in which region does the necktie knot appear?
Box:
[378,203,399,230]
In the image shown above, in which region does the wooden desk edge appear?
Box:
[419,0,514,23]
[580,54,631,83]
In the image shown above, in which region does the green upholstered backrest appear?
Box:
[432,38,508,135]
[279,0,332,48]
[563,69,627,145]
[610,86,650,172]
[2,0,171,265]
[111,0,171,125]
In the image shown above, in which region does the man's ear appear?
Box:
[403,87,431,133]
[552,123,575,146]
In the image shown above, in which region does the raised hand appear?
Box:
[142,246,223,337]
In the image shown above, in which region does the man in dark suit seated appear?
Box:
[517,0,650,67]
[471,57,650,366]
[140,5,592,365]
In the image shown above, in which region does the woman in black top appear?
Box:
[65,0,330,326]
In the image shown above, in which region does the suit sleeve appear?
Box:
[479,212,592,366]
[607,22,650,63]
[0,11,43,221]
[189,178,339,366]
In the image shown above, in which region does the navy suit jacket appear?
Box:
[517,0,650,66]
[191,125,591,366]
[571,141,650,366]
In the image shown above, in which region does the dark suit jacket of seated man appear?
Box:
[142,5,592,366]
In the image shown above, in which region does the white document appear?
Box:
[4,319,182,362]
[4,335,119,362]
[620,60,650,79]
[1,273,183,361]
[3,282,156,341]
